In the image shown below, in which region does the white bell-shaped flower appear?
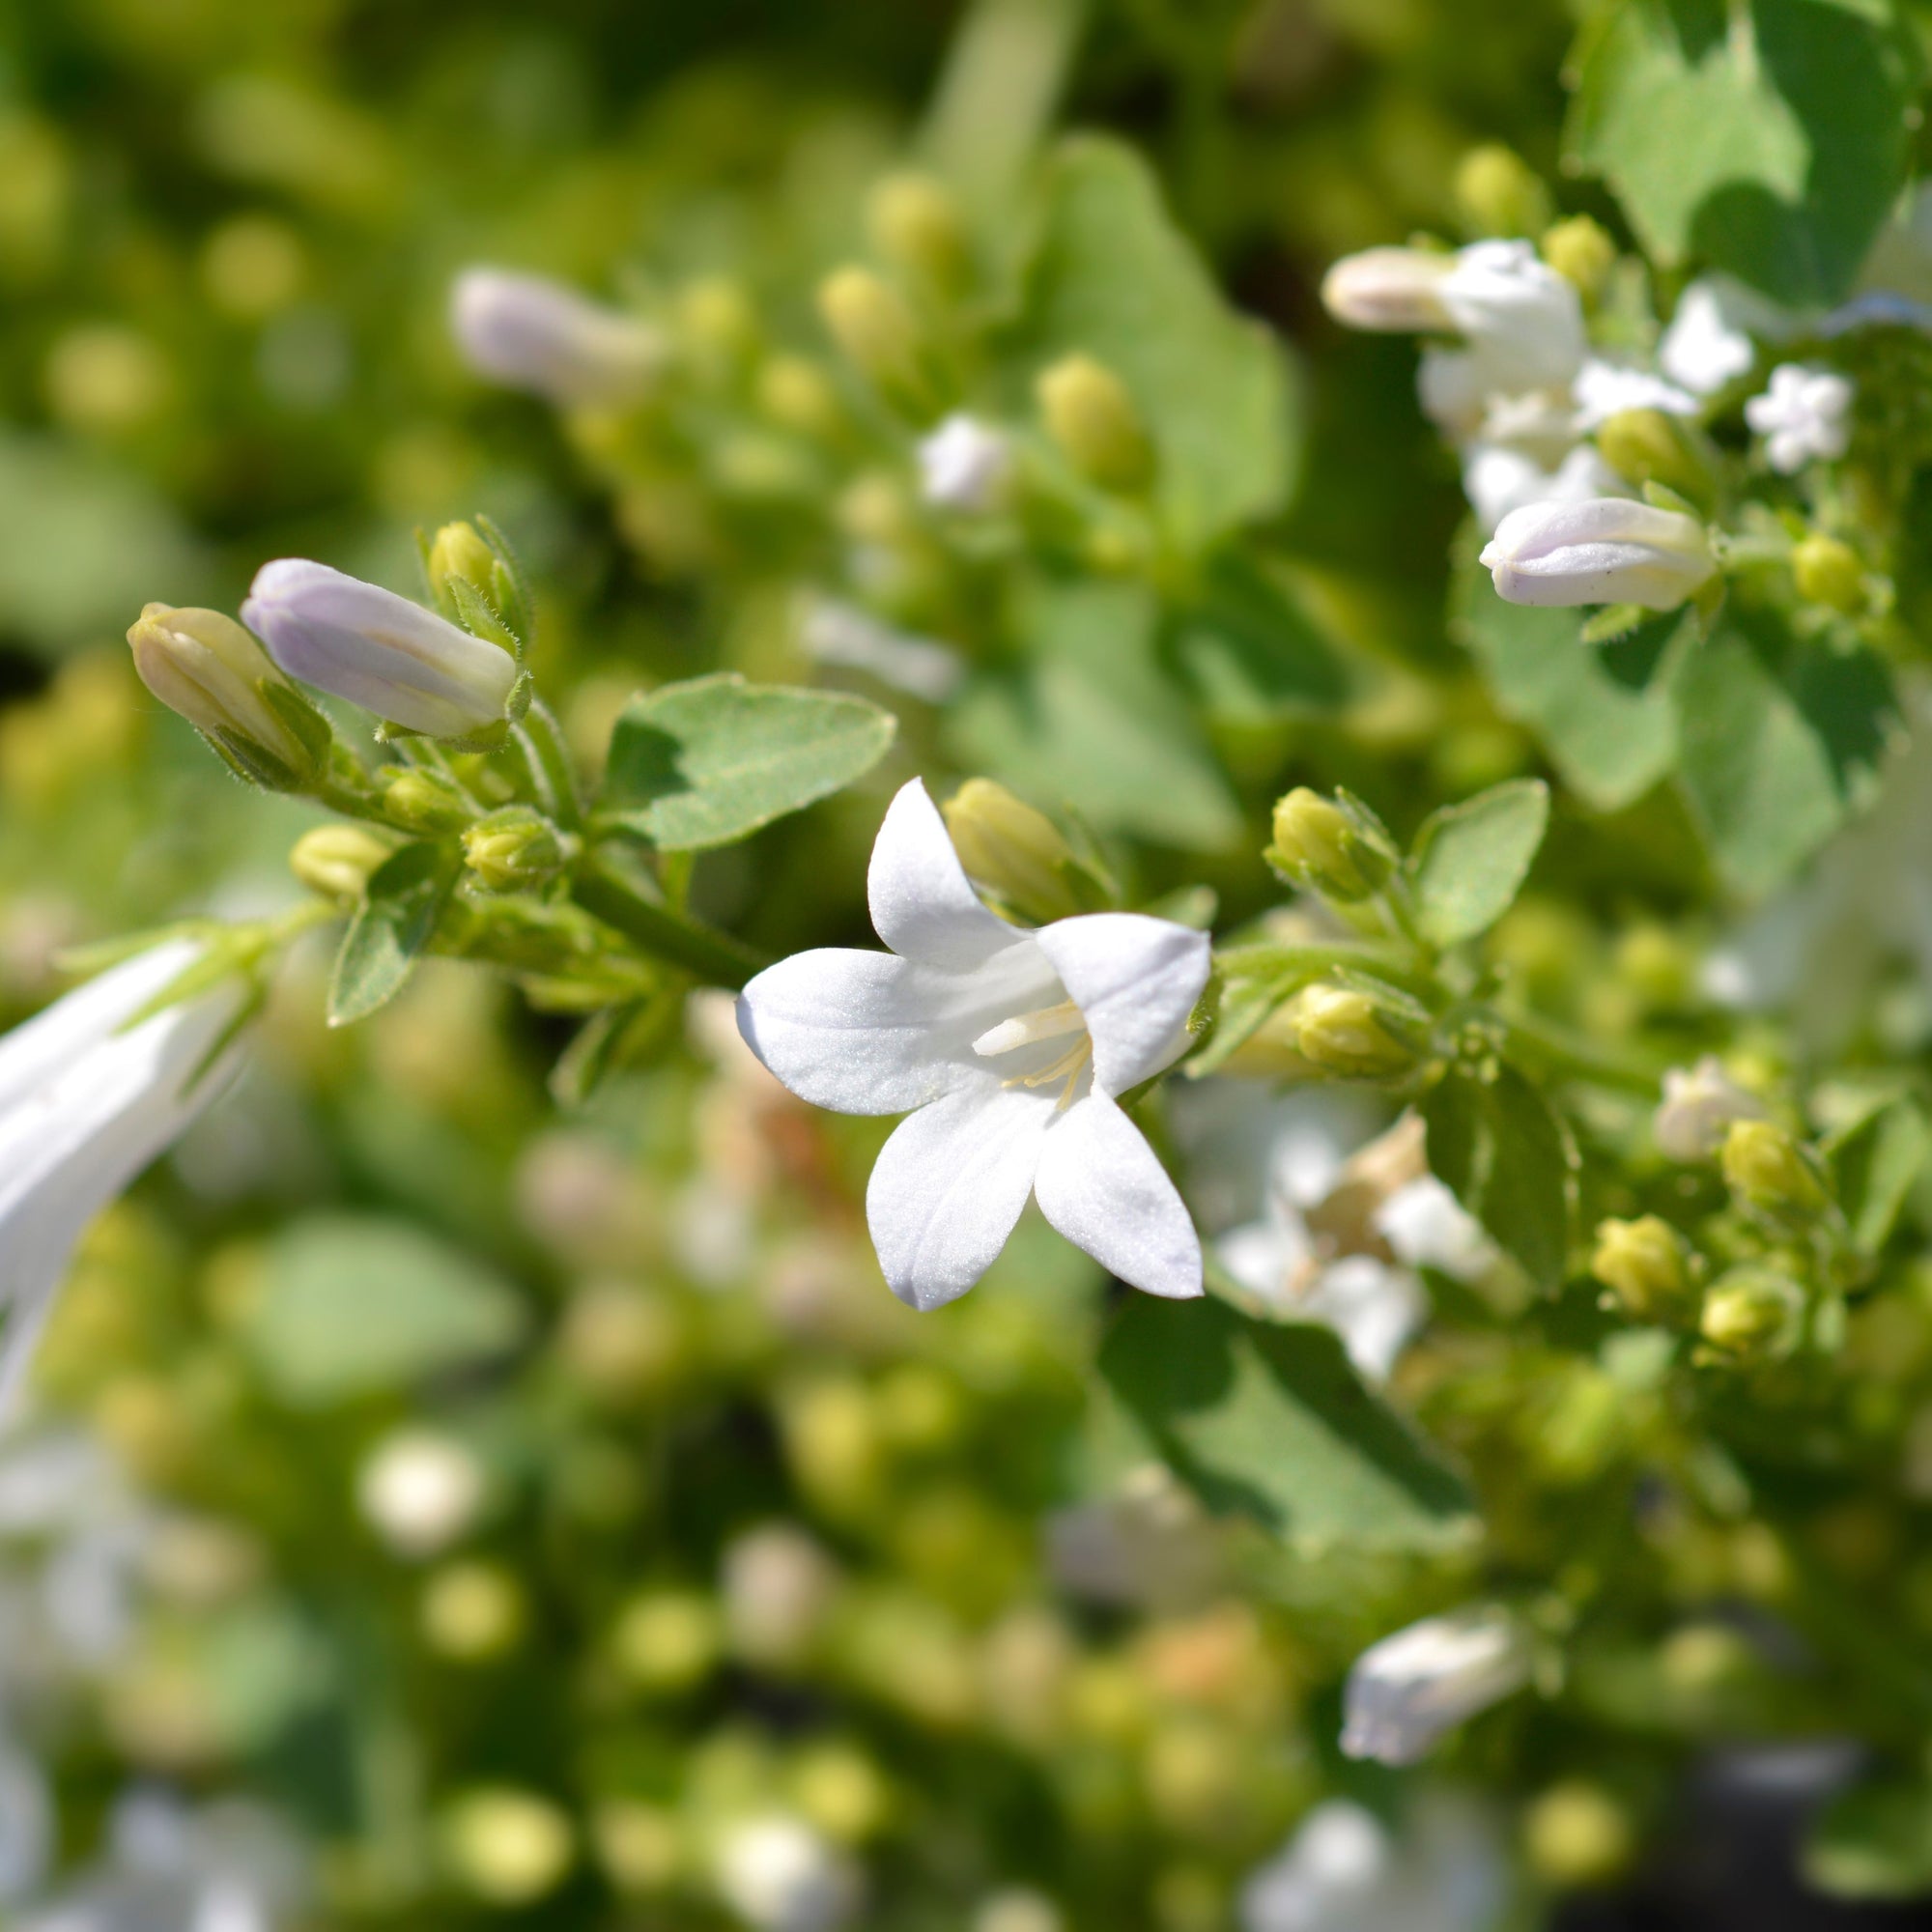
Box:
[1745,362,1854,473]
[736,780,1209,1310]
[0,940,245,1404]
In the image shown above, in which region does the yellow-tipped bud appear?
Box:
[1454,143,1551,240]
[943,779,1083,923]
[1522,1780,1635,1889]
[1037,355,1155,495]
[421,1561,526,1662]
[127,603,320,788]
[462,807,569,893]
[1721,1119,1828,1219]
[1540,215,1618,301]
[1594,410,1712,506]
[1266,787,1379,902]
[290,824,394,901]
[1293,985,1411,1080]
[1699,1265,1804,1357]
[1592,1215,1697,1324]
[382,764,472,834]
[441,1789,574,1906]
[1792,532,1866,613]
[757,354,846,440]
[818,267,933,414]
[867,173,971,295]
[426,520,498,615]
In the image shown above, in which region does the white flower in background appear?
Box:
[0,939,246,1406]
[1658,278,1759,395]
[917,413,1012,513]
[736,780,1209,1311]
[1570,358,1699,428]
[450,267,662,408]
[356,1430,485,1559]
[1324,242,1585,391]
[1341,1607,1531,1766]
[1480,497,1716,610]
[1462,442,1631,536]
[242,559,519,740]
[1239,1797,1508,1932]
[0,1731,51,1905]
[798,597,963,704]
[1653,1055,1769,1162]
[720,1522,838,1668]
[1746,362,1854,473]
[714,1815,857,1932]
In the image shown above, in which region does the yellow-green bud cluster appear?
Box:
[1540,215,1618,301]
[383,764,472,834]
[1453,143,1551,239]
[1791,532,1865,614]
[290,824,394,901]
[462,807,570,893]
[1595,410,1713,508]
[1592,1214,1699,1325]
[1293,985,1412,1079]
[866,173,971,297]
[817,267,937,417]
[1266,787,1385,903]
[1720,1119,1829,1221]
[1699,1265,1804,1359]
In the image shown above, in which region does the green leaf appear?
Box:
[602,672,895,851]
[1452,552,1686,812]
[1674,625,1893,897]
[1008,135,1298,548]
[247,1213,529,1405]
[1408,779,1550,949]
[946,578,1244,851]
[1095,1295,1476,1552]
[327,841,461,1027]
[1564,0,1921,307]
[1171,553,1350,722]
[1830,1097,1930,1255]
[1805,1776,1932,1900]
[1422,1065,1576,1292]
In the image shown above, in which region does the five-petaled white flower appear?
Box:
[0,940,245,1404]
[736,780,1210,1310]
[1745,363,1854,474]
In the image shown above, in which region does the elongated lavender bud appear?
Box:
[450,269,661,408]
[1479,497,1716,611]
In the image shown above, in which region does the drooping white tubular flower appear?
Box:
[917,412,1012,514]
[449,268,662,408]
[0,940,245,1404]
[736,780,1210,1310]
[242,559,519,739]
[1480,497,1717,610]
[1340,1606,1531,1765]
[1745,362,1855,473]
[1462,442,1631,535]
[1658,278,1759,395]
[1654,1055,1768,1162]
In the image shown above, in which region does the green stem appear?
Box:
[573,854,770,988]
[1212,942,1441,1006]
[513,699,583,833]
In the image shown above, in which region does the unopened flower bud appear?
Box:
[867,173,971,295]
[1293,986,1411,1080]
[1341,1606,1530,1764]
[1453,143,1551,239]
[1721,1119,1828,1219]
[1540,215,1618,301]
[1321,247,1458,332]
[676,276,759,363]
[1792,532,1865,613]
[382,764,472,834]
[426,520,500,616]
[1480,497,1716,611]
[127,603,321,788]
[243,558,519,739]
[1037,355,1155,495]
[757,355,846,440]
[1523,1781,1635,1889]
[1266,788,1379,901]
[942,779,1081,923]
[442,1788,574,1906]
[1594,410,1712,506]
[1699,1265,1804,1357]
[462,806,569,893]
[611,1588,723,1692]
[1654,1055,1767,1161]
[818,267,933,413]
[290,824,394,901]
[450,268,660,408]
[422,1560,526,1662]
[1592,1215,1697,1324]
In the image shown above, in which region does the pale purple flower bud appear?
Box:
[450,268,662,408]
[242,558,519,739]
[1341,1607,1530,1765]
[1480,497,1716,610]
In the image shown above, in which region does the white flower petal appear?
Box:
[1034,1094,1202,1298]
[1034,914,1209,1097]
[867,780,1025,970]
[866,1083,1055,1310]
[736,944,1059,1116]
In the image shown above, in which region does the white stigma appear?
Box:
[972,1000,1085,1059]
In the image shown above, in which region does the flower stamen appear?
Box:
[972,999,1084,1058]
